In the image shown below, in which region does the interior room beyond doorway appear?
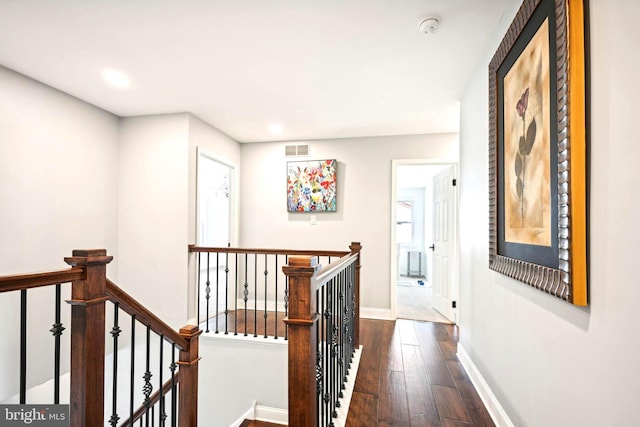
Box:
[394,162,455,324]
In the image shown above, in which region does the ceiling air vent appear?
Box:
[285,144,309,157]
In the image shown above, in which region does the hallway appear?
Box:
[346,318,494,426]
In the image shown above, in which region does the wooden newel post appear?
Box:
[283,256,321,427]
[349,242,362,348]
[178,325,202,427]
[64,249,113,427]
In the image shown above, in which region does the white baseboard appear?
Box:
[360,307,393,320]
[227,347,364,427]
[228,401,257,427]
[255,405,288,425]
[228,401,288,426]
[457,344,514,427]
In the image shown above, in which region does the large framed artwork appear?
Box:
[287,159,337,212]
[489,0,588,305]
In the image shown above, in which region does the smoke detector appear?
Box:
[418,16,440,35]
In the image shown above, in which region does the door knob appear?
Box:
[429,244,435,251]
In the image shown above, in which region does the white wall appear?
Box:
[458,1,640,425]
[118,114,191,329]
[0,66,119,400]
[239,134,458,313]
[198,337,287,426]
[187,114,242,321]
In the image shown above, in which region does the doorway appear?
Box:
[391,160,458,324]
[196,149,235,321]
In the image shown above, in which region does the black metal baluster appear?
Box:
[254,253,258,338]
[315,287,322,427]
[197,252,201,328]
[325,284,333,426]
[19,290,27,404]
[284,254,289,341]
[109,303,121,426]
[263,253,268,338]
[143,326,153,426]
[274,255,279,339]
[337,271,344,399]
[243,253,249,336]
[159,334,166,426]
[321,286,327,426]
[130,315,136,425]
[50,284,65,404]
[331,277,338,422]
[234,252,239,336]
[205,253,211,333]
[170,344,177,427]
[215,252,220,334]
[225,250,230,335]
[349,263,356,371]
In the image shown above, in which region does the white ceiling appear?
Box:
[0,0,509,143]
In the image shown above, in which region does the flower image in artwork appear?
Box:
[287,159,337,212]
[503,18,552,247]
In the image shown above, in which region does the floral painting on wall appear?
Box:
[287,159,337,212]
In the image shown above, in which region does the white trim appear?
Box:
[390,159,460,323]
[360,307,393,320]
[332,345,363,427]
[255,405,288,425]
[225,347,363,427]
[228,402,257,427]
[200,329,288,347]
[457,344,514,427]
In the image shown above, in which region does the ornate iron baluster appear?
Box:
[143,326,153,422]
[264,253,268,338]
[243,253,249,337]
[205,253,211,333]
[109,302,121,426]
[51,283,65,404]
[170,344,177,427]
[225,250,230,335]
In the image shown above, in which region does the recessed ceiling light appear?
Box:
[102,69,130,88]
[268,123,284,135]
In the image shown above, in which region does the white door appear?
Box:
[431,166,456,322]
[197,153,233,320]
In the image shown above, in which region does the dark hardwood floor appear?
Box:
[241,318,495,427]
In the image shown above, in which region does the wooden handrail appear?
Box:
[106,279,189,350]
[283,241,362,427]
[0,267,84,293]
[1,249,199,427]
[311,252,359,291]
[189,244,349,258]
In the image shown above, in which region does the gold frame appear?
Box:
[488,0,588,305]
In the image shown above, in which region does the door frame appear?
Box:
[390,159,460,322]
[195,147,238,247]
[189,147,239,325]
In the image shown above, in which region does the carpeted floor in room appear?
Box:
[396,276,452,324]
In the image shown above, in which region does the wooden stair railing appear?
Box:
[0,249,200,427]
[283,242,362,427]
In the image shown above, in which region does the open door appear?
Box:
[431,166,457,322]
[197,151,233,321]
